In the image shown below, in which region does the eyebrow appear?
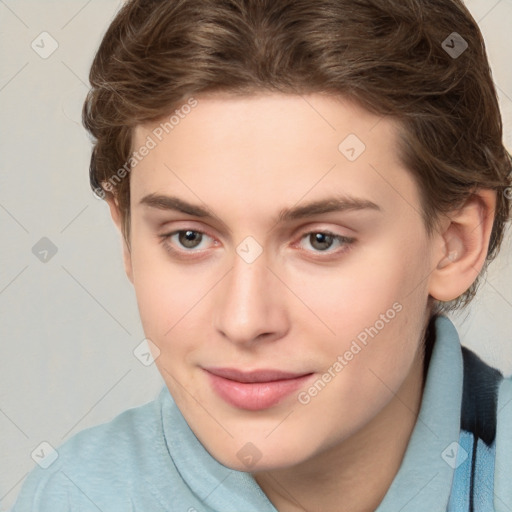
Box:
[139,193,381,224]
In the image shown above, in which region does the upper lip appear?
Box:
[204,367,312,383]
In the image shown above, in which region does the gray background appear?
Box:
[0,0,511,509]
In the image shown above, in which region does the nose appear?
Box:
[212,247,289,347]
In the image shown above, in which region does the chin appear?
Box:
[207,437,313,473]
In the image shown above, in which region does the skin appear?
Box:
[106,92,495,512]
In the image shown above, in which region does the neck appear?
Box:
[252,340,427,512]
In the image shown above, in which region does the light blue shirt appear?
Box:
[8,316,512,511]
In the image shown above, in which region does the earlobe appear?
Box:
[428,189,496,302]
[105,192,134,285]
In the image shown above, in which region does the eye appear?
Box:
[159,229,215,253]
[298,231,354,254]
[176,230,205,249]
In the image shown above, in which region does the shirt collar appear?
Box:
[376,315,463,511]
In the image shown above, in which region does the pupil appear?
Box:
[312,233,333,251]
[180,230,201,248]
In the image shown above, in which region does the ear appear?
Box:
[428,189,496,302]
[105,193,134,284]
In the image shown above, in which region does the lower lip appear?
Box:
[205,371,314,411]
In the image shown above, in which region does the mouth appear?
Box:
[203,367,315,411]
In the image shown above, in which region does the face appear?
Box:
[124,93,437,471]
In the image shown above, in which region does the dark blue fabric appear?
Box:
[447,346,503,511]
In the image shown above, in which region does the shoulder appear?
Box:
[456,350,511,510]
[9,391,167,511]
[58,393,162,474]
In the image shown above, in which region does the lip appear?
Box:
[204,367,314,411]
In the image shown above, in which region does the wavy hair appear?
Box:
[82,0,512,312]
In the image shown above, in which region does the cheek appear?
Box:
[288,230,431,338]
[129,239,203,345]
[286,229,431,401]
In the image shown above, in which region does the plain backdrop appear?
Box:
[1,0,511,509]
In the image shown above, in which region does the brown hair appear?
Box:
[82,0,511,312]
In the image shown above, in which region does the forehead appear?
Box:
[134,92,398,150]
[129,93,420,221]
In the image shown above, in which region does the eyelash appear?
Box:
[158,228,355,260]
